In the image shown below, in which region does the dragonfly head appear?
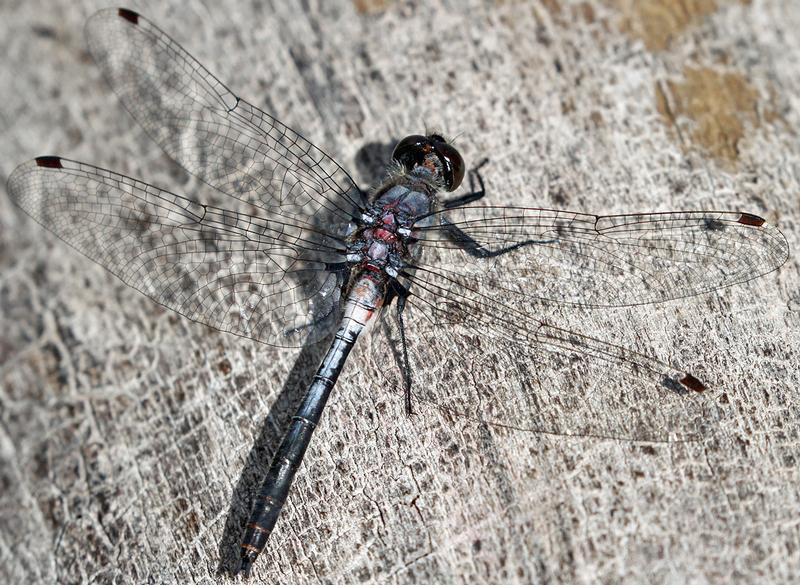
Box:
[392,134,465,191]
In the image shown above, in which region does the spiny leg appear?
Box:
[389,280,414,415]
[440,158,556,256]
[443,219,557,258]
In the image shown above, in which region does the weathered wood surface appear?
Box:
[1,0,798,583]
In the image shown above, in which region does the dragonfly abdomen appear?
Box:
[239,273,384,574]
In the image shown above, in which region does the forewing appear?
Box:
[412,206,789,307]
[85,8,365,222]
[7,157,348,347]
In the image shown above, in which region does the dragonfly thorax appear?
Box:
[346,176,439,279]
[346,209,407,278]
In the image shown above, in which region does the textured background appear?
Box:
[1,0,799,584]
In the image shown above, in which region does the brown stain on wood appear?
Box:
[610,0,751,51]
[353,0,393,14]
[497,0,602,38]
[655,66,779,166]
[540,0,562,16]
[575,2,596,22]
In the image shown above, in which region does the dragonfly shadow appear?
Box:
[215,337,330,575]
[215,139,398,574]
[353,139,398,187]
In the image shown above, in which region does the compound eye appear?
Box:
[434,142,465,191]
[391,135,429,169]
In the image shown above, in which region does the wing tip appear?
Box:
[680,373,706,393]
[737,212,766,227]
[118,8,140,25]
[35,156,63,169]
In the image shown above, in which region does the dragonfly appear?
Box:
[7,8,789,576]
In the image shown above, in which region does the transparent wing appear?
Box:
[387,266,714,442]
[413,206,789,307]
[7,157,349,347]
[85,8,365,222]
[387,206,788,441]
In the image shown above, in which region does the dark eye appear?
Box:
[392,134,465,191]
[433,141,465,191]
[391,135,428,169]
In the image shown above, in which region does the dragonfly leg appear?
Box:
[443,218,557,258]
[442,158,557,257]
[442,158,489,209]
[389,280,414,415]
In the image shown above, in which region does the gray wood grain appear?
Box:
[1,0,798,583]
